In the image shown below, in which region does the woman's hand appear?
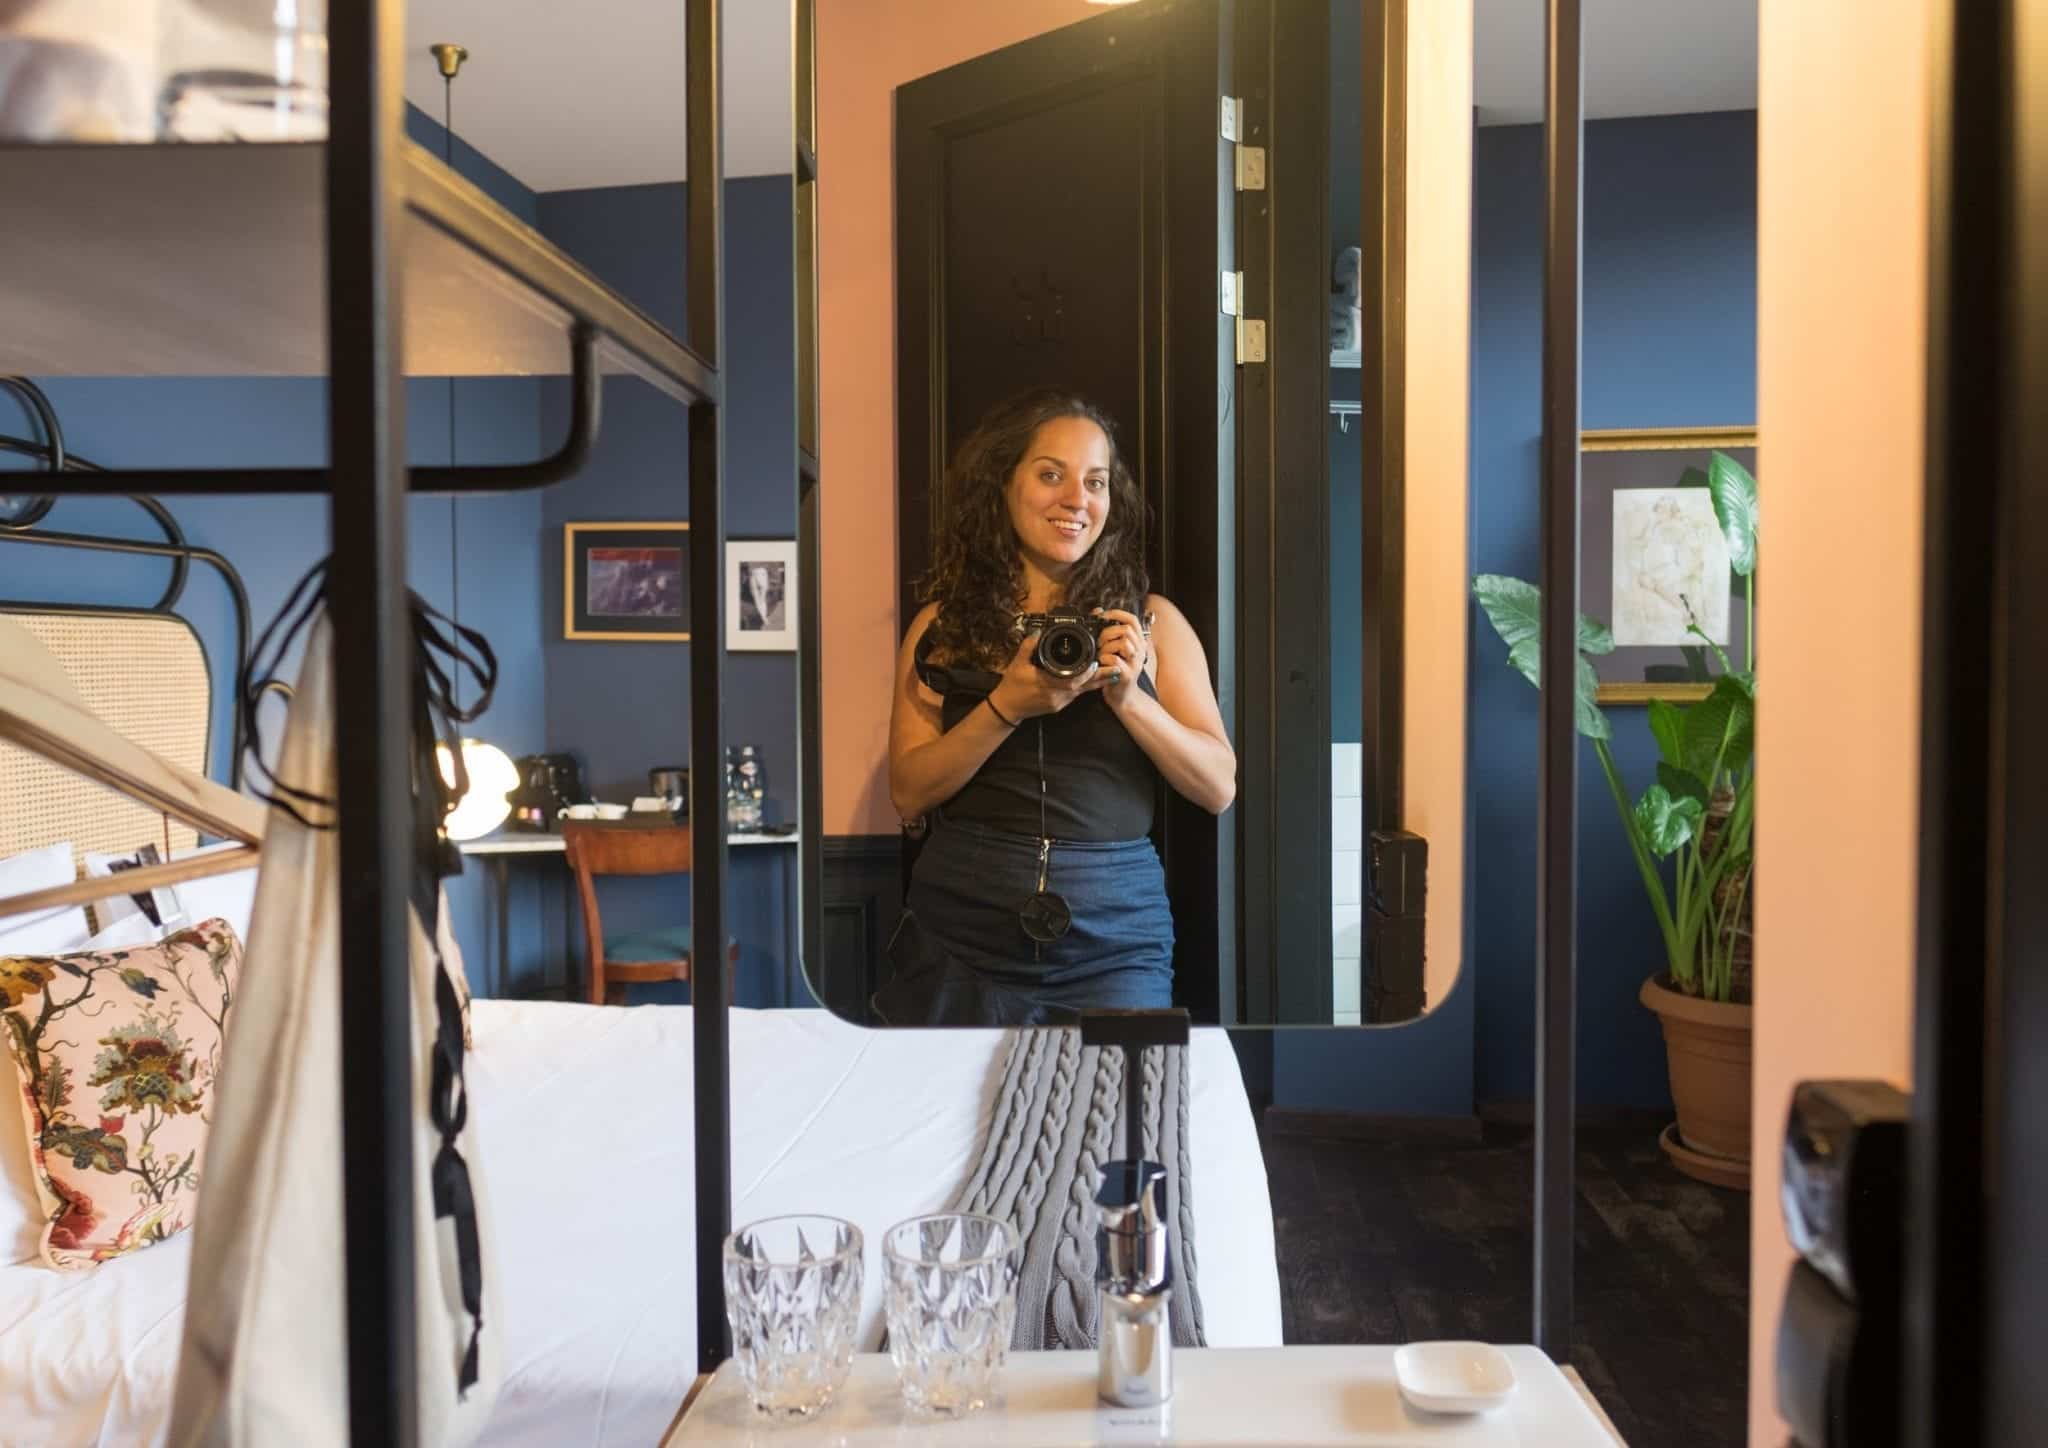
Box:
[1094,595,1237,815]
[987,629,1099,723]
[1091,607,1152,713]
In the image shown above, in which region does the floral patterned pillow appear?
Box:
[1,917,241,1270]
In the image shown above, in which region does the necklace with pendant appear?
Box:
[1018,718,1072,947]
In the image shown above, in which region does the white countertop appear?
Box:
[665,1346,1621,1446]
[459,828,799,856]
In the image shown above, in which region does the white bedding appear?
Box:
[1,1001,1280,1446]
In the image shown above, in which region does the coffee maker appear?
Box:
[648,765,689,820]
[509,753,586,831]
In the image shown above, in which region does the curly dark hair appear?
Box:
[917,388,1149,670]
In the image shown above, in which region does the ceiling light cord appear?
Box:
[437,45,467,715]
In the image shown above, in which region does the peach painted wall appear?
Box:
[1750,2,1929,1442]
[1405,0,1470,1008]
[816,0,1103,838]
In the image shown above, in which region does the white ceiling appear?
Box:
[403,0,1753,194]
[1474,0,1757,126]
[403,0,792,192]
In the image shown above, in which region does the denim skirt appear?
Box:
[871,814,1175,1027]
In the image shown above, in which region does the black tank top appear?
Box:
[915,628,1160,842]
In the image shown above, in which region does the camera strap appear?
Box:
[1019,718,1072,950]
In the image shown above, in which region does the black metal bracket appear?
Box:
[1365,828,1428,1022]
[1081,1008,1192,1164]
[18,323,604,498]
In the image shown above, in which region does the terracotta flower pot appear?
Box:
[1639,975,1753,1191]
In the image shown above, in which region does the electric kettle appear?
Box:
[509,752,586,831]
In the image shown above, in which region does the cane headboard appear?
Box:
[0,608,213,870]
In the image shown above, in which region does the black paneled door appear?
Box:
[895,0,1238,1022]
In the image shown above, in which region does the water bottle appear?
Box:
[736,746,765,832]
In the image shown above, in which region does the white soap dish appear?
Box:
[1393,1341,1517,1415]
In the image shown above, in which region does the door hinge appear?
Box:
[1222,271,1263,363]
[1234,144,1266,191]
[1221,97,1265,191]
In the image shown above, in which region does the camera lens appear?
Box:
[1037,622,1093,677]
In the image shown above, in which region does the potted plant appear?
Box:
[1474,451,1757,1189]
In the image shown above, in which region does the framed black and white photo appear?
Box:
[563,522,690,641]
[726,539,797,652]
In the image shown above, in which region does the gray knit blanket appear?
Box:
[946,1029,1207,1350]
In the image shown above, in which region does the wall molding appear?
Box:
[816,833,903,1024]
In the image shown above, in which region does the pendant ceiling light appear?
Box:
[427,40,515,844]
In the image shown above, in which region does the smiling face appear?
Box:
[1004,415,1113,580]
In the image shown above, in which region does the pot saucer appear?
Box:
[1659,1122,1751,1190]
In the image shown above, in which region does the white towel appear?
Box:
[1332,244,1363,302]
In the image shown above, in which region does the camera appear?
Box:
[1015,607,1108,678]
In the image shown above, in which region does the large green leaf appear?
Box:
[1576,657,1613,741]
[1681,672,1756,780]
[1709,451,1759,577]
[1474,575,1614,740]
[1658,761,1710,807]
[1506,637,1540,690]
[1474,574,1539,651]
[1633,786,1705,857]
[1502,640,1611,740]
[1647,699,1686,768]
[1473,574,1615,657]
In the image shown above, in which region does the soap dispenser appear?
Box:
[1096,1158,1173,1408]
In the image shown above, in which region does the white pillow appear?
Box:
[169,842,259,946]
[0,841,90,955]
[1,842,91,1266]
[80,912,162,951]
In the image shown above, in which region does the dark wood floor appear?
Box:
[1261,1115,1750,1447]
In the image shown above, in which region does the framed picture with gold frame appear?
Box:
[1581,426,1757,704]
[562,522,691,642]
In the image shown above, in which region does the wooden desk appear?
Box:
[458,832,577,997]
[664,1345,1625,1445]
[459,828,803,1003]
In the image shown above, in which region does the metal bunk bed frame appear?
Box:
[17,2,732,1442]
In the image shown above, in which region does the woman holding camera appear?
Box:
[875,388,1236,1027]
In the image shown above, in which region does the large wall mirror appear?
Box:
[800,0,1454,1030]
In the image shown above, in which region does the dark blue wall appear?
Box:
[533,177,803,1008]
[1467,110,1757,1108]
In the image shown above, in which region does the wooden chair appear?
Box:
[561,820,734,1005]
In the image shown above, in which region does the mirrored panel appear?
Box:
[806,0,1451,1028]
